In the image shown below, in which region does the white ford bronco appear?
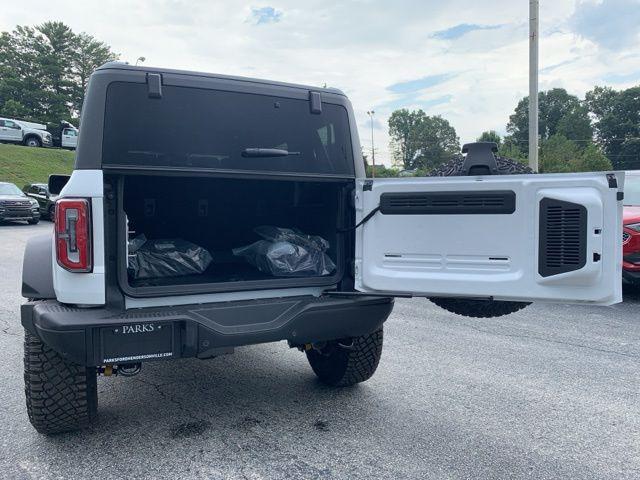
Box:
[20,63,623,434]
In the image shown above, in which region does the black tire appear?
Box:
[24,136,42,148]
[28,218,39,225]
[24,331,97,434]
[429,297,529,318]
[306,328,383,387]
[48,204,55,221]
[428,155,532,318]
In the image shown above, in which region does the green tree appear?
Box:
[499,137,527,163]
[539,135,612,173]
[0,22,117,123]
[507,88,592,155]
[0,98,28,118]
[477,130,502,146]
[585,86,618,118]
[366,164,400,177]
[574,143,612,172]
[555,105,592,147]
[539,134,579,173]
[586,85,640,169]
[388,109,424,169]
[414,115,460,171]
[70,33,117,113]
[388,109,460,171]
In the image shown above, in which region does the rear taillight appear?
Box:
[55,199,92,272]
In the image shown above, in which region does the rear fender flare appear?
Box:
[22,234,55,300]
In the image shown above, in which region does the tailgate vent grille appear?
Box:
[379,191,515,215]
[538,198,587,277]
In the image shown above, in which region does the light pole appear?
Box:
[135,56,146,66]
[366,110,376,178]
[529,0,539,171]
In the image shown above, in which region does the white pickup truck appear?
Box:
[0,117,52,147]
[61,125,78,149]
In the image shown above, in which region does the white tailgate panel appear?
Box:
[355,173,623,305]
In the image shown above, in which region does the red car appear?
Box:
[623,171,640,285]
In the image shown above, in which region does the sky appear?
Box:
[1,0,639,166]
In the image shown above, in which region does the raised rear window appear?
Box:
[102,82,354,176]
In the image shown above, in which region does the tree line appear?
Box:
[0,21,118,130]
[381,84,639,176]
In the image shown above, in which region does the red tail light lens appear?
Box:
[55,199,92,272]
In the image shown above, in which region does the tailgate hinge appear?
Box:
[309,91,322,114]
[146,73,163,99]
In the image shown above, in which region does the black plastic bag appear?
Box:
[128,236,213,280]
[232,226,336,277]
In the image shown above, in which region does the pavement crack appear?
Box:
[0,318,19,337]
[135,377,198,421]
[461,323,639,360]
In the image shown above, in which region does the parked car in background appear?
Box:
[0,117,52,148]
[622,171,640,285]
[23,183,57,219]
[61,124,78,149]
[0,182,40,224]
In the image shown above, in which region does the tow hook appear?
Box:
[97,363,142,377]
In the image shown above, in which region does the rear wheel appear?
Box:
[428,155,532,318]
[24,331,97,434]
[24,136,41,148]
[306,328,383,386]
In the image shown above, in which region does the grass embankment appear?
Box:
[0,143,74,186]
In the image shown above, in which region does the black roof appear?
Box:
[95,62,346,97]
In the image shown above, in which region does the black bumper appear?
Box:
[21,295,394,366]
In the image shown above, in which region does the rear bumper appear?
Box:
[21,295,394,366]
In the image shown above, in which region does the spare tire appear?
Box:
[428,152,532,318]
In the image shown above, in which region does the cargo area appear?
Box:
[118,175,351,294]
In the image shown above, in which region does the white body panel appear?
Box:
[355,172,623,305]
[0,118,23,142]
[52,170,106,305]
[16,120,47,131]
[61,128,78,148]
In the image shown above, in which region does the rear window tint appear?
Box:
[102,82,354,176]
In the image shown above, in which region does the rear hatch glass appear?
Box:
[102,82,354,176]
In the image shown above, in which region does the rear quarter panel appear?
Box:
[52,170,105,305]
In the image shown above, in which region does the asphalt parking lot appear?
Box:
[0,222,639,479]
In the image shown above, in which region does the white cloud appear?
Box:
[1,0,638,165]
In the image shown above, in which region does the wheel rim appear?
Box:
[27,139,38,147]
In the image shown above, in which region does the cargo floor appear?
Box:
[128,259,333,288]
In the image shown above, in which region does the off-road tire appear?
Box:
[24,331,97,434]
[430,155,533,176]
[428,155,532,318]
[429,297,529,318]
[24,136,41,148]
[306,328,383,387]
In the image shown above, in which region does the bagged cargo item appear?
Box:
[128,233,147,254]
[128,236,213,280]
[232,226,336,277]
